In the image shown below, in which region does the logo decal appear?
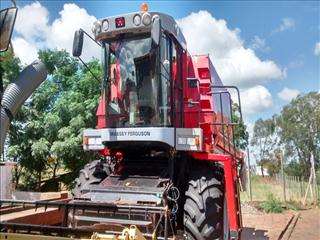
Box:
[110,131,151,137]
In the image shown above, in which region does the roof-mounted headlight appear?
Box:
[133,14,141,26]
[92,21,102,35]
[152,14,160,22]
[102,19,109,31]
[142,13,151,26]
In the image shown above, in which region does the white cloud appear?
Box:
[177,11,285,88]
[272,18,295,34]
[12,37,38,64]
[13,2,99,64]
[47,3,99,61]
[240,85,273,115]
[314,42,320,56]
[277,87,300,101]
[15,1,49,41]
[250,36,270,52]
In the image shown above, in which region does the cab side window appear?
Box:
[172,40,183,127]
[160,34,183,127]
[159,34,172,126]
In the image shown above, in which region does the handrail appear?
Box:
[210,85,243,157]
[210,85,243,123]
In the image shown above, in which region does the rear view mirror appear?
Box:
[72,29,84,57]
[151,17,161,46]
[0,7,17,52]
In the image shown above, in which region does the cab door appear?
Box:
[171,40,183,127]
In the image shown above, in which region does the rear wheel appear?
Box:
[72,160,111,197]
[183,164,224,240]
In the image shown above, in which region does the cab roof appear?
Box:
[94,11,186,50]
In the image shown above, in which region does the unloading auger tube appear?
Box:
[0,60,47,154]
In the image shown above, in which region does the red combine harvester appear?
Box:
[1,4,244,240]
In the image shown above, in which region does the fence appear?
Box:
[274,173,319,204]
[241,174,320,205]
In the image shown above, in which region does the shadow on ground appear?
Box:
[241,227,269,240]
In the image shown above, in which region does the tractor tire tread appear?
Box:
[72,160,110,197]
[184,164,224,240]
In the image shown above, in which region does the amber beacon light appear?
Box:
[140,3,149,12]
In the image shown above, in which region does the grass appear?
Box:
[241,175,285,202]
[285,201,303,211]
[241,175,319,206]
[259,193,283,213]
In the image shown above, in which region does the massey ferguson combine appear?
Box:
[1,4,244,240]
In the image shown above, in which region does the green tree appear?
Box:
[277,92,320,178]
[232,103,249,150]
[284,161,305,178]
[251,117,278,176]
[6,49,102,190]
[251,92,320,179]
[0,51,21,88]
[0,52,25,186]
[265,148,281,176]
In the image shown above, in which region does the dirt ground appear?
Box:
[241,204,320,240]
[290,208,320,240]
[241,210,293,239]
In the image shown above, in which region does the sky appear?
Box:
[2,0,320,135]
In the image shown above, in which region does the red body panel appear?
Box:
[185,55,243,238]
[184,54,237,155]
[94,49,243,239]
[96,93,106,129]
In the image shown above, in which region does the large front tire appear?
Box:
[183,164,224,240]
[72,160,110,197]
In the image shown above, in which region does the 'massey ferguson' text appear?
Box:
[109,131,151,137]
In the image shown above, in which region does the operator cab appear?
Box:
[73,4,203,152]
[106,34,160,127]
[93,8,186,129]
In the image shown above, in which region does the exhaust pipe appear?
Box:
[0,60,47,155]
